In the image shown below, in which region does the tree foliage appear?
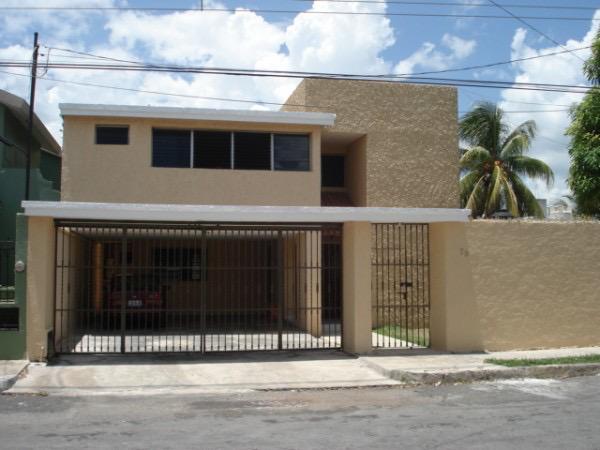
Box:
[459,102,554,218]
[566,30,600,217]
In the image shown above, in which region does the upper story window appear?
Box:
[274,134,310,171]
[152,128,310,171]
[322,155,345,187]
[152,129,191,168]
[193,131,231,169]
[96,126,129,145]
[234,132,271,170]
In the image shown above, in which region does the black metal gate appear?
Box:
[371,223,430,348]
[54,221,342,354]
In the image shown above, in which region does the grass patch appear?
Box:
[485,354,600,367]
[373,325,429,347]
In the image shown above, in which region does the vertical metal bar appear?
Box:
[120,227,127,354]
[425,224,431,347]
[405,224,410,348]
[277,230,283,350]
[395,224,399,348]
[52,224,58,353]
[178,227,183,352]
[339,224,343,350]
[201,227,207,354]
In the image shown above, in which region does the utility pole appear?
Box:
[25,32,39,202]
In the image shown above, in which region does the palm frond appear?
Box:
[508,172,545,218]
[484,164,504,217]
[503,176,520,217]
[459,102,507,154]
[499,120,537,160]
[459,146,492,171]
[508,155,554,187]
[464,174,488,217]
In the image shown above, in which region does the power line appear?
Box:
[0,5,597,21]
[461,88,577,108]
[0,69,329,110]
[34,46,597,93]
[0,68,576,115]
[393,45,592,77]
[42,43,592,81]
[486,0,586,62]
[1,59,592,94]
[459,108,570,113]
[298,0,600,11]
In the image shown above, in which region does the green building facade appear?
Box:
[0,90,61,359]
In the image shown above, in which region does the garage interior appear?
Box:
[53,221,343,354]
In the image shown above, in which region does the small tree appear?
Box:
[566,30,600,218]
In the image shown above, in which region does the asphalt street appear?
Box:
[1,375,600,449]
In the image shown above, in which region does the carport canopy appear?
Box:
[22,201,470,223]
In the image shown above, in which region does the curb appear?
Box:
[361,359,600,385]
[0,362,29,393]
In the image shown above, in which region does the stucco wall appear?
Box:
[26,216,55,361]
[431,220,600,352]
[62,116,322,206]
[283,79,460,209]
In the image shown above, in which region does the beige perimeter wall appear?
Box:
[62,116,322,206]
[431,220,600,352]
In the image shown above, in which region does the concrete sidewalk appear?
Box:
[5,347,600,396]
[6,351,399,396]
[0,360,28,392]
[362,346,600,384]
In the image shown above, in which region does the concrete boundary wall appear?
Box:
[431,220,600,352]
[26,217,55,361]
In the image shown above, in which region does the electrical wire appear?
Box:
[486,0,586,62]
[0,59,592,94]
[43,43,593,80]
[0,5,597,21]
[296,0,600,11]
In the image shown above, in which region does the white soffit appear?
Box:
[22,201,470,223]
[59,103,336,127]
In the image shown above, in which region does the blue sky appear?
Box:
[1,0,599,201]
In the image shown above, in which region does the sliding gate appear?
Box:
[54,221,342,354]
[371,223,430,348]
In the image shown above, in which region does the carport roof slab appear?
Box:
[22,201,470,223]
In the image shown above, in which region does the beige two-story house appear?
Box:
[20,79,471,360]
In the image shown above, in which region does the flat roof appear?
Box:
[22,201,470,223]
[59,104,336,127]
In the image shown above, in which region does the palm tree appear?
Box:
[459,102,554,218]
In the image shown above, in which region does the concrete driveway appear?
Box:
[7,351,399,396]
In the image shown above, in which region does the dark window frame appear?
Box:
[273,133,311,172]
[150,128,311,172]
[95,125,129,145]
[151,128,192,168]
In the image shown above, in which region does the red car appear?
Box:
[107,275,162,311]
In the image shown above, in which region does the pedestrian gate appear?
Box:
[53,221,342,354]
[371,224,430,348]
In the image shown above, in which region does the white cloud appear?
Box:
[0,0,401,141]
[393,33,476,75]
[498,10,600,202]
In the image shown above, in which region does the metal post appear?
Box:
[120,227,127,353]
[200,228,207,354]
[277,230,283,350]
[25,32,39,202]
